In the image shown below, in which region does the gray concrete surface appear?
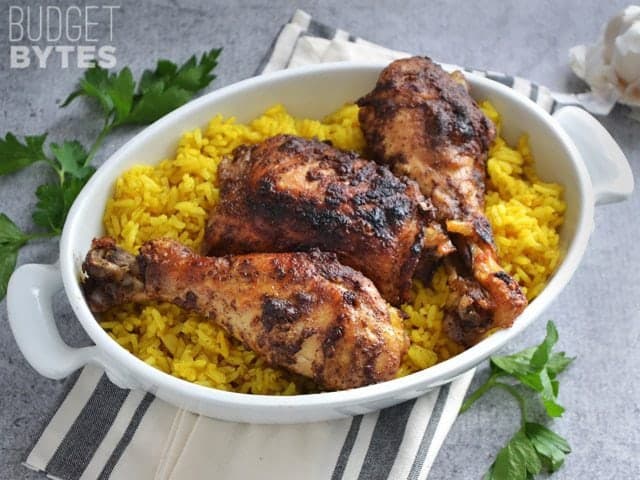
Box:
[1,0,638,478]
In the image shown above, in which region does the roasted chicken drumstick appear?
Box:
[82,237,409,390]
[357,56,527,345]
[204,134,449,306]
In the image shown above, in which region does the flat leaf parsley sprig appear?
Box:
[0,48,221,299]
[460,321,574,479]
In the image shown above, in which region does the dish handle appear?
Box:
[7,263,107,380]
[553,106,634,205]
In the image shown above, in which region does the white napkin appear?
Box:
[25,9,564,480]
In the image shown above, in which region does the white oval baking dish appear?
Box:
[7,62,633,423]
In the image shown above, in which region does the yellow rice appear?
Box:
[100,102,565,394]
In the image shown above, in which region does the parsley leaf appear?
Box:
[32,183,65,233]
[50,141,93,179]
[62,48,221,127]
[546,351,573,377]
[525,422,571,471]
[485,424,571,480]
[32,140,94,234]
[538,368,564,417]
[486,429,541,480]
[105,68,135,124]
[31,174,94,234]
[490,322,572,417]
[0,133,48,175]
[138,49,221,94]
[530,321,559,368]
[124,85,192,125]
[62,67,135,125]
[461,321,574,479]
[123,48,221,125]
[0,214,29,299]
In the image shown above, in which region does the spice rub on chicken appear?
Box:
[204,134,446,306]
[82,237,409,391]
[357,56,527,345]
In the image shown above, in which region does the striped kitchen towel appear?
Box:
[24,10,560,480]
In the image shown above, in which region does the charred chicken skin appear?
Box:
[204,134,444,306]
[82,237,409,391]
[357,56,527,345]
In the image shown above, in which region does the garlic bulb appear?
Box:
[570,5,640,107]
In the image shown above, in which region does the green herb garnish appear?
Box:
[460,321,574,479]
[0,48,221,299]
[0,214,31,299]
